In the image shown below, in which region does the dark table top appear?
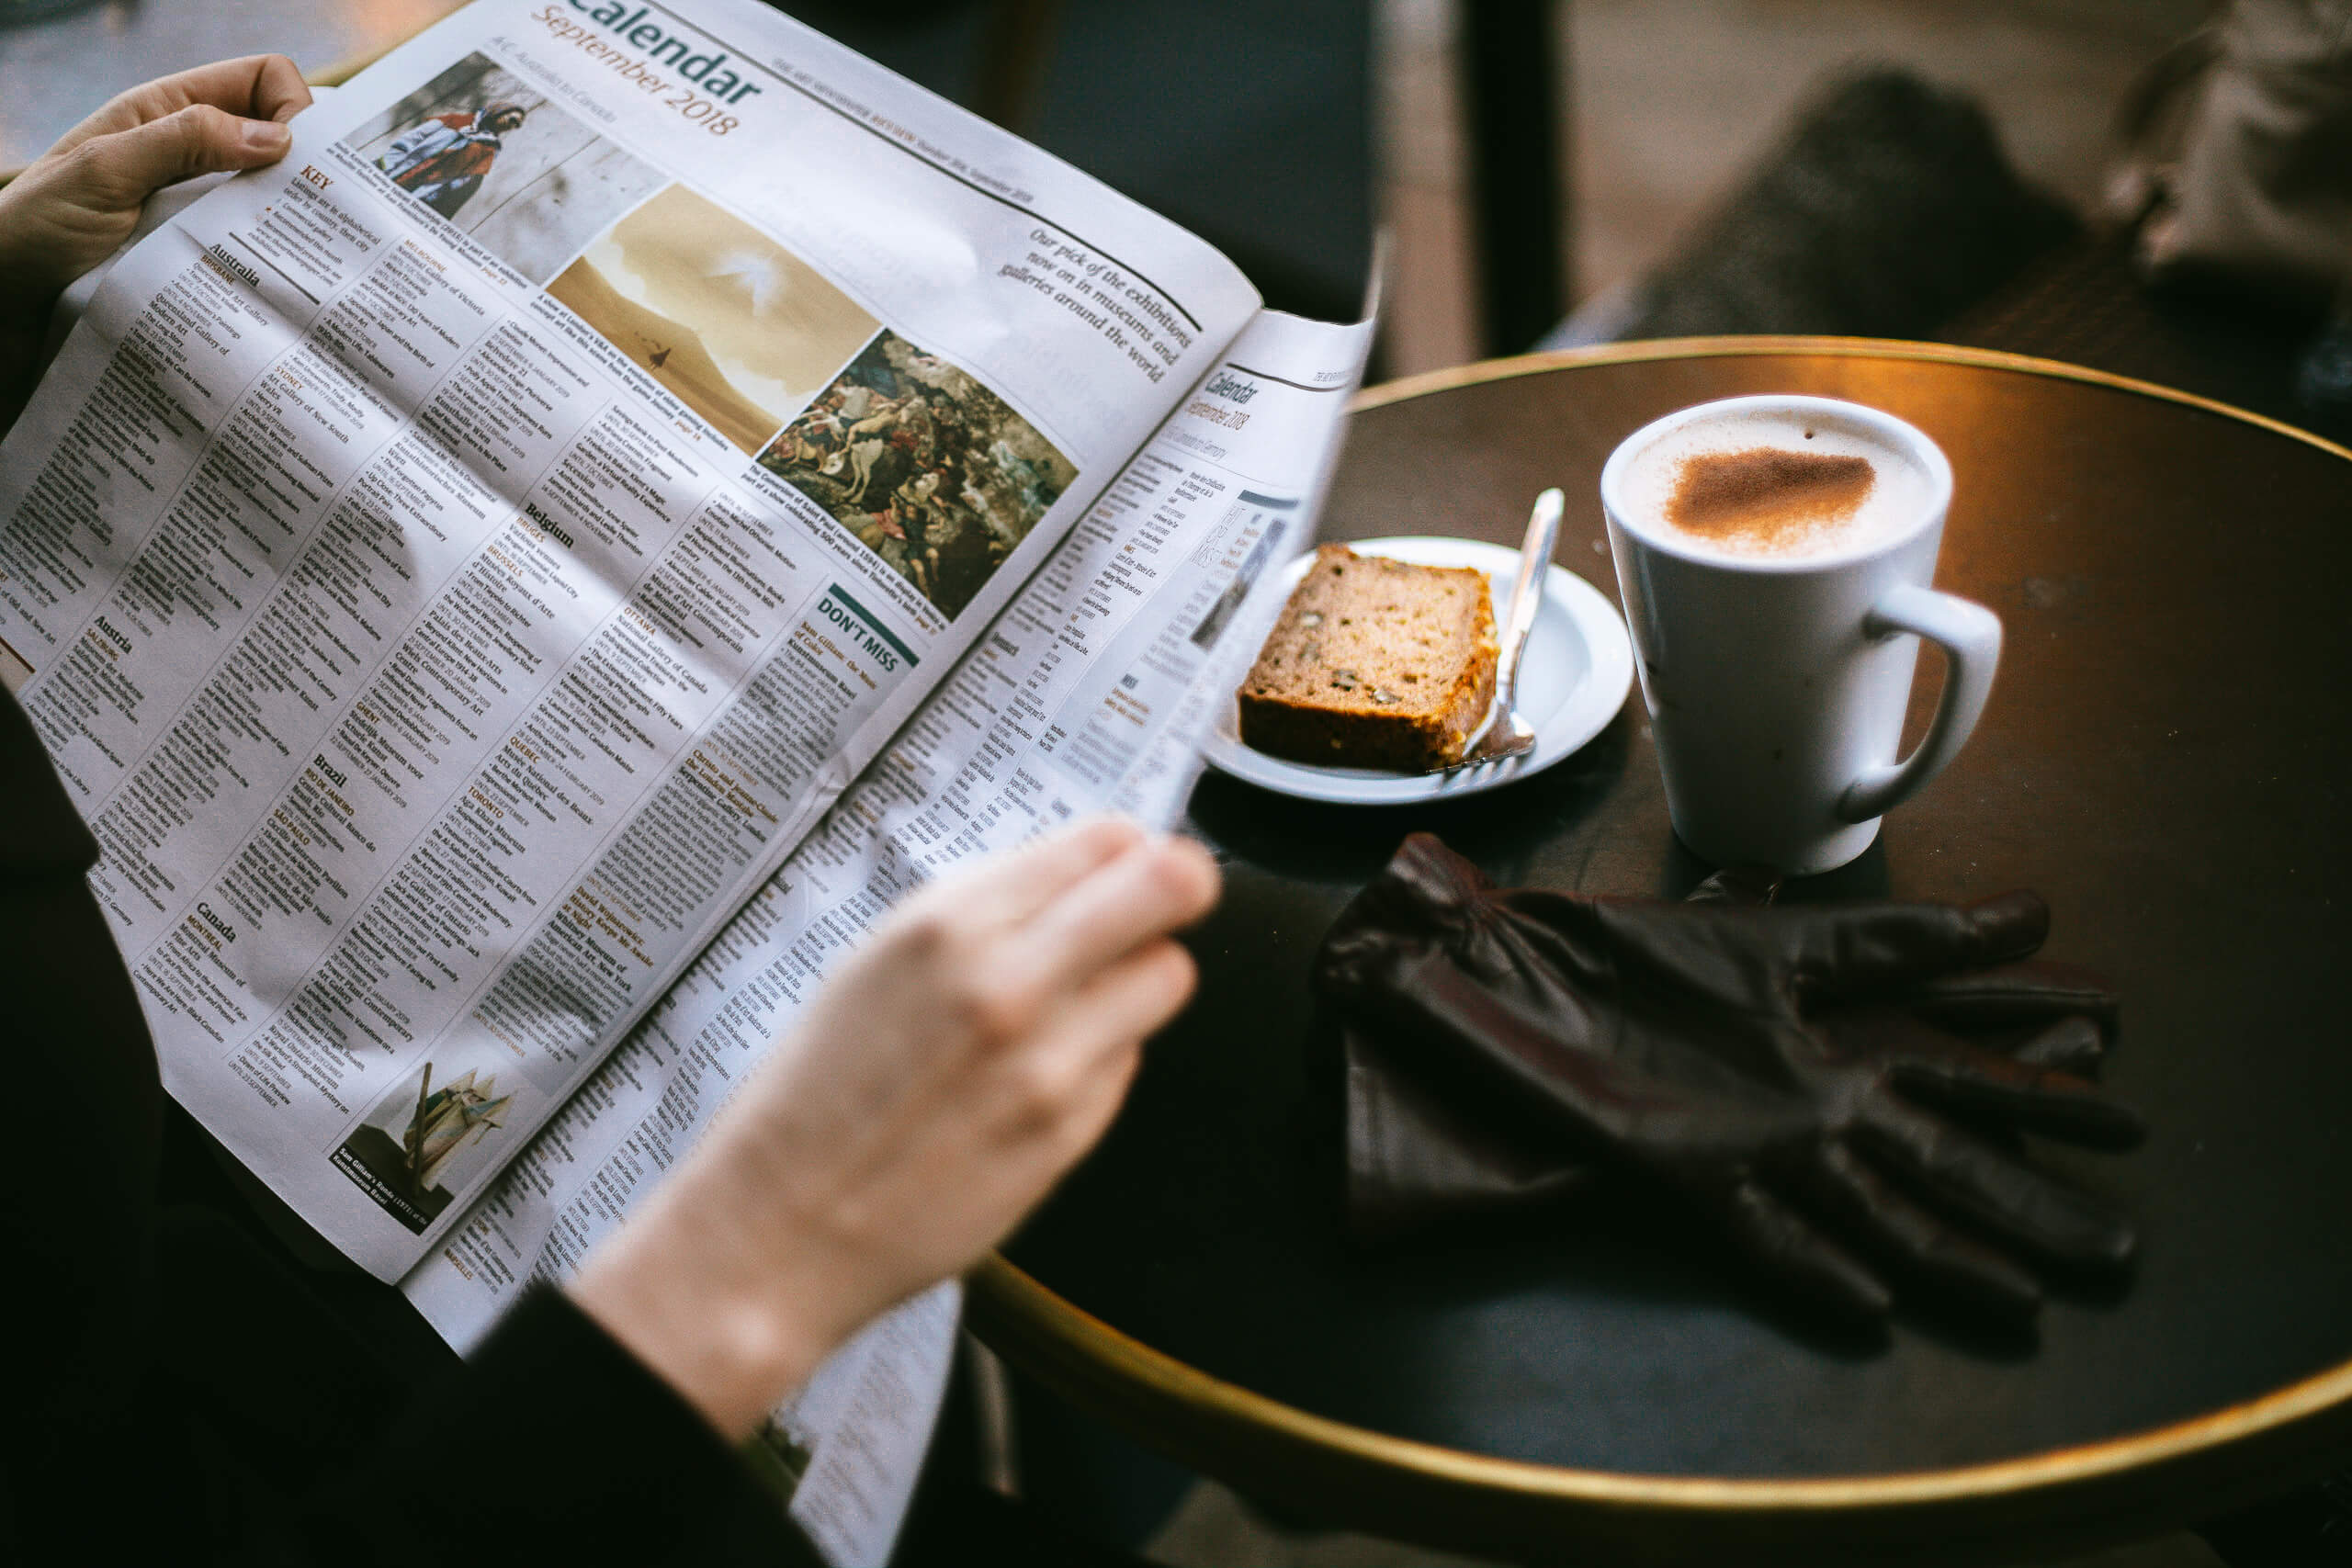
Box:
[973,340,2352,1563]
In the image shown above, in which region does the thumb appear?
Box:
[74,102,292,205]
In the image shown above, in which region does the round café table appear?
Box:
[968,339,2352,1564]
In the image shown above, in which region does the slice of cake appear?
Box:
[1238,545,1498,771]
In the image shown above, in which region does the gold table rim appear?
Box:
[1348,333,2352,465]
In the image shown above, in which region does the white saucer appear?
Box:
[1201,536,1635,804]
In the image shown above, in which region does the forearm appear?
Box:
[568,1140,850,1438]
[571,821,1215,1443]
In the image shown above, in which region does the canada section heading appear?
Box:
[541,0,765,104]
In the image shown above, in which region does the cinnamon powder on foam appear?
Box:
[1664,447,1876,552]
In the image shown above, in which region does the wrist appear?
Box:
[568,1151,845,1437]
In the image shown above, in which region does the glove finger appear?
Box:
[1792,892,2049,1002]
[1888,1045,2146,1150]
[1388,832,1496,908]
[1907,960,2120,1040]
[1715,1177,1893,1323]
[1822,1008,2142,1148]
[1795,1142,2041,1322]
[1855,1096,2137,1269]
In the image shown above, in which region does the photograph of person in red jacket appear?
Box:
[376,97,529,219]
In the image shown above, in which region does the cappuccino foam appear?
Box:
[1622,412,1928,561]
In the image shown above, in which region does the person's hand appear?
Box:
[0,56,311,423]
[571,818,1219,1435]
[0,55,310,310]
[1317,834,2141,1325]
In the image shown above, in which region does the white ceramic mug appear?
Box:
[1600,395,2000,874]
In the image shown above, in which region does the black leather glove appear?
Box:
[1339,864,2120,1237]
[1317,834,2142,1325]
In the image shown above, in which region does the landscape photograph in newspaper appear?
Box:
[545,181,880,453]
[758,332,1077,618]
[338,51,665,284]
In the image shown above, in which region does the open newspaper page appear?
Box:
[402,308,1374,1564]
[0,0,1261,1278]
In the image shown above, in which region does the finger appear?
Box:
[51,56,311,155]
[1907,960,2119,1040]
[62,104,293,207]
[1036,1032,1147,1169]
[1791,891,2048,1002]
[1379,832,1493,918]
[1037,939,1199,1062]
[1017,834,1220,992]
[252,55,317,124]
[1855,1096,2136,1269]
[1821,1000,2109,1079]
[1830,1009,2143,1147]
[1961,892,2052,958]
[1883,1032,2144,1149]
[920,816,1145,931]
[1713,1177,1893,1323]
[1892,1059,2145,1149]
[1003,942,1194,1149]
[1796,1142,2041,1321]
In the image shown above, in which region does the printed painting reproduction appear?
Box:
[334,1059,514,1234]
[758,333,1076,618]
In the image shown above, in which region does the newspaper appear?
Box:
[408,305,1367,1559]
[0,0,1371,1557]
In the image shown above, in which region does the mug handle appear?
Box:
[1836,584,2003,824]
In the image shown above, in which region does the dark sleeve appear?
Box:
[0,689,161,1429]
[299,1288,825,1568]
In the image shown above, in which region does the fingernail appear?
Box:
[243,119,290,153]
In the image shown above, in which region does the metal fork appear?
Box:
[1430,487,1564,775]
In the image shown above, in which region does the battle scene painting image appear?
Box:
[757,333,1076,619]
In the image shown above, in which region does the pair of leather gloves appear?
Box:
[1314,834,2142,1325]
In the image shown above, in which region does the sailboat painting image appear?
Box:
[333,1058,519,1233]
[546,184,881,455]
